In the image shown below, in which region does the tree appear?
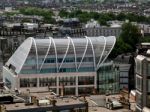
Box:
[109,22,141,58]
[59,9,69,17]
[19,7,54,23]
[109,38,132,58]
[120,22,141,50]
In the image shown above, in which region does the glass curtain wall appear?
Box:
[97,62,120,94]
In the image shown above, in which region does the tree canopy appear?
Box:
[19,7,55,23]
[109,22,141,58]
[59,10,150,25]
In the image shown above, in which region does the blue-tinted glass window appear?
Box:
[58,58,63,63]
[78,67,94,72]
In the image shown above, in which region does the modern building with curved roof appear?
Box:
[3,36,116,95]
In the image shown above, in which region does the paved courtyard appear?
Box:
[86,95,134,112]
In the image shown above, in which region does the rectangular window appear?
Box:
[5,78,11,89]
[136,60,142,75]
[136,92,142,108]
[78,67,94,72]
[59,77,75,86]
[120,78,128,83]
[39,77,56,87]
[136,76,142,91]
[148,64,150,76]
[148,79,150,92]
[120,72,128,77]
[78,76,94,85]
[147,95,150,108]
[20,78,37,87]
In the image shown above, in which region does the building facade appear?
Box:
[135,52,150,112]
[3,36,116,96]
[97,61,120,94]
[114,54,135,91]
[85,27,122,37]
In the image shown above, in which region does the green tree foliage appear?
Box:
[59,9,69,17]
[19,7,55,23]
[59,10,150,25]
[141,36,150,42]
[109,22,141,58]
[120,22,141,49]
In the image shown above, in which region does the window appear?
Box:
[136,60,142,75]
[147,95,150,108]
[120,78,128,83]
[148,64,150,76]
[58,58,63,63]
[59,77,75,86]
[40,68,56,73]
[136,76,142,91]
[78,67,94,72]
[5,78,11,89]
[79,87,94,94]
[39,77,56,87]
[136,92,142,108]
[148,79,150,92]
[120,84,128,89]
[20,78,37,87]
[77,57,82,62]
[25,58,36,65]
[120,72,128,77]
[44,58,56,63]
[78,76,94,85]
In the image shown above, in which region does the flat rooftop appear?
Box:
[3,92,87,112]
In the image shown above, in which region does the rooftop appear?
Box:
[3,92,87,112]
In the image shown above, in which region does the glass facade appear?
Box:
[20,78,37,87]
[78,87,94,94]
[78,76,94,85]
[5,78,11,89]
[39,77,56,87]
[97,63,120,94]
[59,77,76,86]
[21,57,95,74]
[59,88,76,95]
[4,37,116,95]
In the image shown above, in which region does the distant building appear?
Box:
[55,18,86,38]
[62,18,81,28]
[138,24,150,36]
[58,27,86,38]
[3,36,116,96]
[85,20,122,37]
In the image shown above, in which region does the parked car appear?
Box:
[105,98,123,110]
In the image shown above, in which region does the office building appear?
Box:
[135,50,150,112]
[3,36,116,96]
[114,54,135,91]
[85,20,122,37]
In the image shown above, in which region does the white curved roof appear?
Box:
[6,36,116,74]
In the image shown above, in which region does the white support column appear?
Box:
[16,76,20,90]
[94,74,97,89]
[75,76,78,96]
[56,76,59,95]
[37,78,39,88]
